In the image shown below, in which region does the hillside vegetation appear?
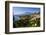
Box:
[13,12,40,28]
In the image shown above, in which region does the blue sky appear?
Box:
[13,7,40,15]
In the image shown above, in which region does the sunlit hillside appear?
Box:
[13,12,40,28]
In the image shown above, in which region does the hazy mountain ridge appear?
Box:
[13,12,40,21]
